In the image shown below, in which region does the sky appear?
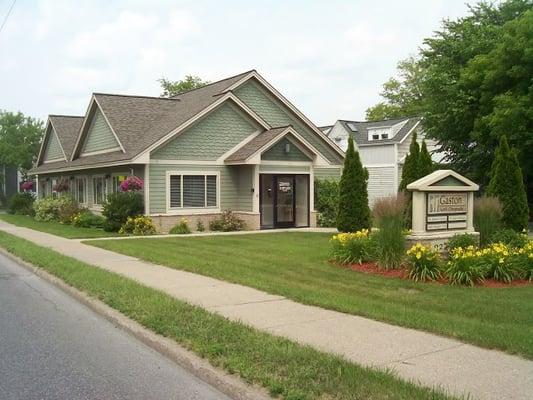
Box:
[0,0,472,126]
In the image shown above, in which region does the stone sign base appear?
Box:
[406,230,480,253]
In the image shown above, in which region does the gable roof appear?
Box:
[407,170,479,191]
[36,115,84,165]
[30,69,341,174]
[324,117,421,146]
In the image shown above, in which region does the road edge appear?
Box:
[0,247,272,400]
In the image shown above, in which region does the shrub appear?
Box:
[119,216,156,236]
[169,219,191,234]
[102,192,144,232]
[474,196,502,246]
[52,179,69,193]
[34,196,77,222]
[486,135,529,231]
[337,137,371,232]
[7,192,35,215]
[399,131,420,191]
[446,246,486,286]
[330,230,371,264]
[447,233,478,251]
[489,229,528,248]
[479,242,520,283]
[371,194,406,270]
[406,243,441,282]
[72,210,105,228]
[209,210,246,232]
[510,241,533,281]
[314,179,339,227]
[196,220,205,232]
[119,176,143,192]
[418,140,434,177]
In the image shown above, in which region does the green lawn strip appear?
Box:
[0,231,454,400]
[88,232,533,359]
[0,214,120,239]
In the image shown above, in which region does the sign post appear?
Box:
[406,170,479,249]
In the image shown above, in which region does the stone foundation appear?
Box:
[150,212,260,234]
[406,230,480,253]
[310,211,317,228]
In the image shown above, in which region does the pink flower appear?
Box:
[21,181,34,191]
[120,176,143,192]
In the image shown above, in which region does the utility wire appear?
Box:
[0,0,17,35]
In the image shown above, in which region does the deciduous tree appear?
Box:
[159,75,209,97]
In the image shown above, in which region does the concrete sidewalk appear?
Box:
[0,220,531,400]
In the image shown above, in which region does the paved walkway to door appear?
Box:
[0,220,531,400]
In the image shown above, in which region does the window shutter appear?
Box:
[206,175,217,207]
[170,175,181,207]
[183,175,205,207]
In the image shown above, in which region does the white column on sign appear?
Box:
[411,191,426,234]
[467,191,475,231]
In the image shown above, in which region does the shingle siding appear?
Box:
[152,102,260,160]
[43,129,64,161]
[314,167,341,180]
[81,109,120,154]
[148,164,253,214]
[234,79,342,165]
[261,136,311,162]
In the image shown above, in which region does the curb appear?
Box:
[0,248,272,400]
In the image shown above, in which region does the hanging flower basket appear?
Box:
[120,176,143,192]
[21,181,34,191]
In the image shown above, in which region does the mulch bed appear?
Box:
[334,261,532,288]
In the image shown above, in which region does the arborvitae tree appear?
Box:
[487,135,529,231]
[418,140,434,177]
[337,136,371,232]
[399,131,420,191]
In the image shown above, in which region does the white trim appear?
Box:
[144,164,150,215]
[309,166,315,212]
[35,175,39,198]
[252,164,260,213]
[228,94,270,129]
[258,169,310,175]
[393,143,399,190]
[79,146,123,157]
[31,160,135,175]
[93,97,126,154]
[165,170,221,215]
[216,130,262,163]
[365,163,397,168]
[91,174,109,206]
[151,159,222,165]
[223,71,345,160]
[260,160,312,166]
[42,157,65,164]
[134,94,270,162]
[399,119,422,144]
[70,96,97,161]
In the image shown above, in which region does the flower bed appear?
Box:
[330,230,533,287]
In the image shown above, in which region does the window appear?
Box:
[112,175,127,193]
[75,178,86,204]
[372,134,379,140]
[93,177,107,205]
[381,134,389,139]
[168,174,218,209]
[51,178,58,198]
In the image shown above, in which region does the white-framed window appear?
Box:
[51,178,58,198]
[381,133,389,139]
[168,173,218,210]
[92,176,108,205]
[112,174,128,193]
[75,178,87,204]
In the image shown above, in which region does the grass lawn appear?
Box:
[0,231,455,400]
[0,214,120,239]
[88,232,533,359]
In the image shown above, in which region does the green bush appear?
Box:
[119,216,156,236]
[7,192,35,216]
[102,192,144,232]
[209,210,246,232]
[509,241,533,281]
[406,243,441,282]
[447,233,478,251]
[337,137,371,232]
[72,210,105,228]
[169,219,191,234]
[330,230,372,265]
[371,195,406,270]
[487,135,529,231]
[196,220,205,232]
[474,196,503,246]
[314,179,339,227]
[34,196,78,222]
[490,229,528,248]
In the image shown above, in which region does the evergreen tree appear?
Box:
[487,135,529,231]
[418,140,434,177]
[399,131,420,191]
[337,137,371,232]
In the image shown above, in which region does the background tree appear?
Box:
[399,131,420,191]
[337,137,371,232]
[487,136,528,231]
[365,56,425,121]
[159,75,210,97]
[418,140,434,177]
[0,110,43,173]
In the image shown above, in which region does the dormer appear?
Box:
[367,126,392,141]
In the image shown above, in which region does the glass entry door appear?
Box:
[274,176,295,228]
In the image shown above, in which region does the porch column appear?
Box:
[252,164,260,213]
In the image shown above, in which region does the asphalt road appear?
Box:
[0,253,232,400]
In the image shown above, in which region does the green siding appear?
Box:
[314,167,341,180]
[148,164,253,214]
[259,165,310,174]
[262,136,311,161]
[43,129,64,161]
[234,79,343,165]
[433,176,468,186]
[152,102,260,160]
[81,109,120,154]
